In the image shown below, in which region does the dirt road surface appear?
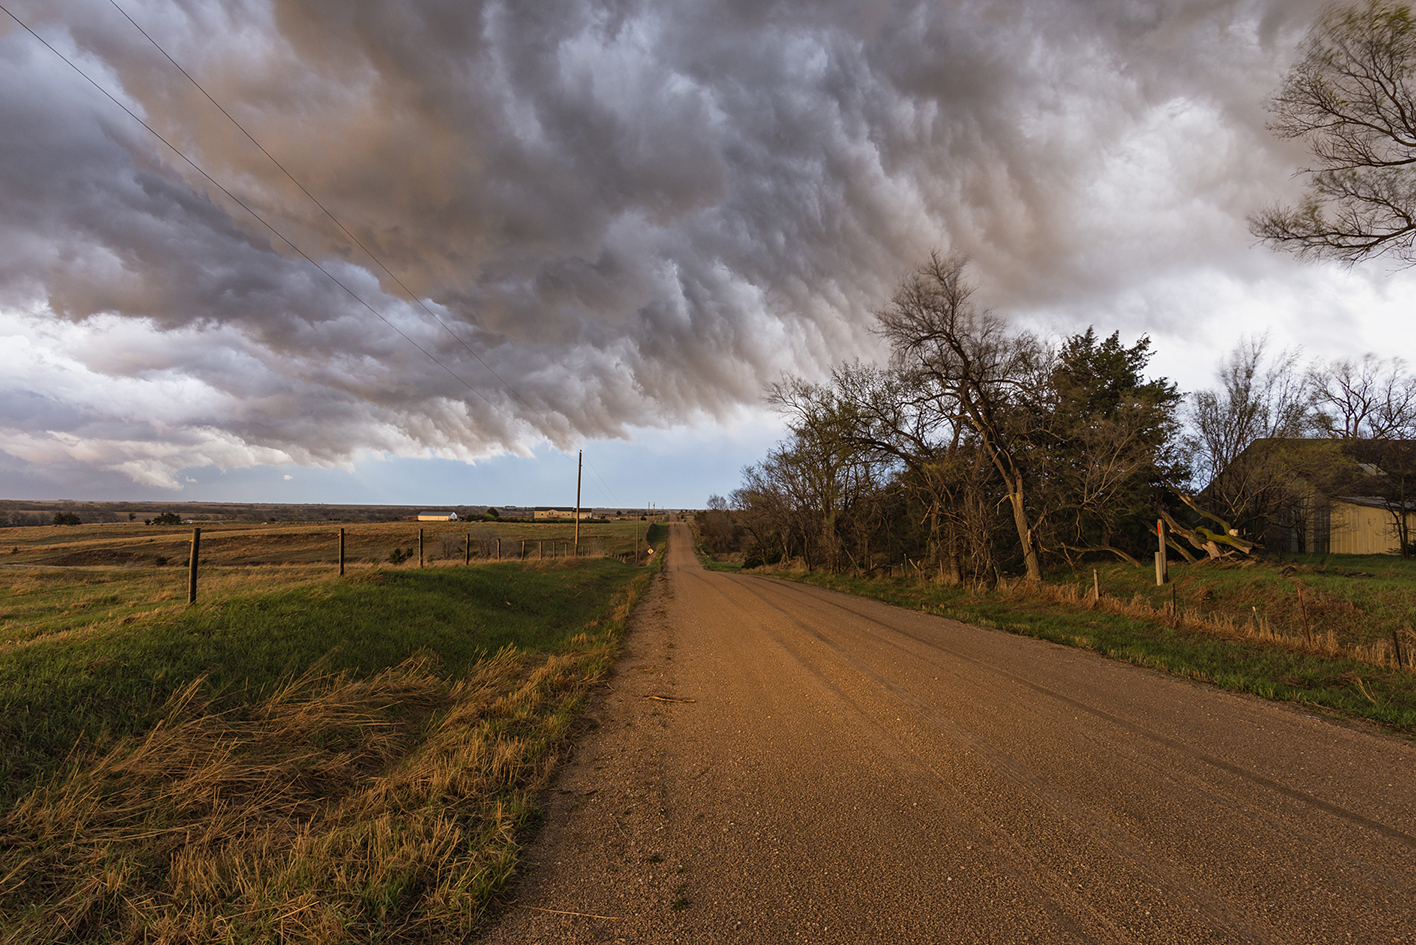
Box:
[480,523,1415,943]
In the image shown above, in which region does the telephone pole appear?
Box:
[574,449,582,555]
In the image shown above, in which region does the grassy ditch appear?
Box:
[0,556,657,943]
[756,563,1416,735]
[1062,553,1416,657]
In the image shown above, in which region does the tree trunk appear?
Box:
[943,522,963,585]
[1008,485,1042,582]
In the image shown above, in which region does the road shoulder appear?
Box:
[478,565,690,943]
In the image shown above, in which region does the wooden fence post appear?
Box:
[539,539,543,560]
[339,527,345,576]
[465,531,471,565]
[419,528,424,568]
[496,537,501,561]
[1297,584,1312,642]
[187,527,201,605]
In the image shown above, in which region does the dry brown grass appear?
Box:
[0,562,656,943]
[1,520,646,570]
[0,651,605,943]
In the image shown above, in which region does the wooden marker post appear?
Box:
[1155,519,1168,586]
[465,531,471,565]
[419,528,424,568]
[339,528,345,576]
[187,527,201,605]
[496,537,501,561]
[539,539,544,560]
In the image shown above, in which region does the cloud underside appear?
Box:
[0,0,1339,487]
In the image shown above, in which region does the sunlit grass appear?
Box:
[0,520,659,650]
[1052,553,1416,653]
[0,548,659,942]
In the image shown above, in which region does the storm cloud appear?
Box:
[0,0,1381,490]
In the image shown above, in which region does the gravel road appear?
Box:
[479,523,1415,943]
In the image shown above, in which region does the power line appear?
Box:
[582,454,620,505]
[105,0,560,434]
[1,2,513,422]
[9,3,624,482]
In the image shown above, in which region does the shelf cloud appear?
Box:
[0,0,1373,490]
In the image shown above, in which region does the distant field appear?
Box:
[0,519,659,650]
[0,520,669,941]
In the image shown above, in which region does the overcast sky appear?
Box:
[2,0,1413,510]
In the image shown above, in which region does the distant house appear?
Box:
[534,507,594,521]
[417,512,459,522]
[1208,439,1414,555]
[1309,494,1414,555]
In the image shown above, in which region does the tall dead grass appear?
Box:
[994,579,1416,673]
[0,568,651,943]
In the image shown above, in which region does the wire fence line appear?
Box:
[179,525,653,604]
[0,520,667,628]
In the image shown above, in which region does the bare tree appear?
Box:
[1251,1,1416,263]
[1311,354,1416,554]
[767,375,894,572]
[875,253,1048,581]
[1311,354,1416,437]
[731,458,799,566]
[1185,337,1314,550]
[1189,337,1312,484]
[696,494,738,555]
[828,362,962,580]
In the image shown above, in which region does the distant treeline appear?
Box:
[700,254,1416,580]
[0,503,509,528]
[0,511,66,528]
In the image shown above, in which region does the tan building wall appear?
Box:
[1322,500,1408,555]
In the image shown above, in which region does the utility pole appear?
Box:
[574,448,582,556]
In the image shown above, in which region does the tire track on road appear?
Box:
[714,571,1271,944]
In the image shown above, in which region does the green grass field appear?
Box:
[0,520,669,943]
